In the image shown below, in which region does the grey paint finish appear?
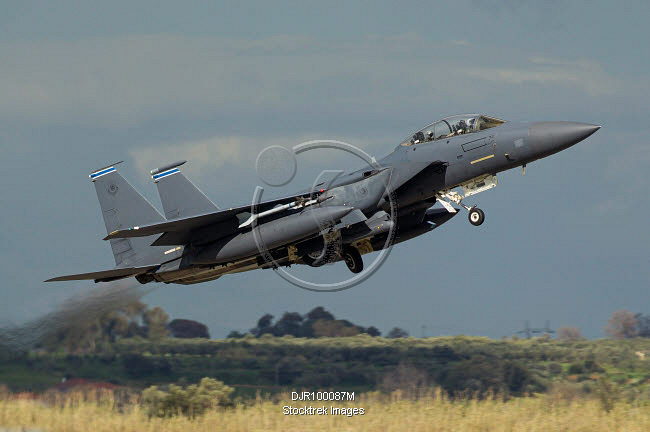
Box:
[528,122,600,160]
[193,206,354,265]
[91,169,169,268]
[47,115,600,285]
[155,169,219,219]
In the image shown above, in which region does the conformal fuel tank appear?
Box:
[192,205,354,265]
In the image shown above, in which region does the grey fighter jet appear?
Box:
[46,115,599,284]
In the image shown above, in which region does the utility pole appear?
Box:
[516,320,555,339]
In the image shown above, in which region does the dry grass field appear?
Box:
[2,389,650,432]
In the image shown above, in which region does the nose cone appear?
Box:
[529,122,600,156]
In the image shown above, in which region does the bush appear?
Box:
[548,363,563,375]
[379,363,430,399]
[142,377,234,418]
[169,319,210,339]
[596,377,619,413]
[568,363,585,375]
[0,384,9,400]
[122,354,155,378]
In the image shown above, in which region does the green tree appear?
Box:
[273,312,304,337]
[364,326,381,337]
[143,307,170,340]
[605,309,638,339]
[558,326,584,341]
[227,330,246,338]
[387,327,409,338]
[312,319,360,337]
[250,313,274,337]
[306,306,335,322]
[169,319,210,339]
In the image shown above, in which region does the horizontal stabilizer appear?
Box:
[45,266,157,283]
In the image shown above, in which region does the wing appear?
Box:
[104,193,317,246]
[45,265,158,283]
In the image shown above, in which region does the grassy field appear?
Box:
[3,335,650,403]
[3,336,650,431]
[2,390,650,432]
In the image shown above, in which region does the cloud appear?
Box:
[461,56,620,97]
[129,133,375,184]
[594,130,650,214]
[0,35,626,128]
[130,135,245,176]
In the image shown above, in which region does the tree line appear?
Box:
[227,306,410,339]
[20,301,650,355]
[34,301,209,354]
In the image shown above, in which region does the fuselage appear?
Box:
[153,116,601,284]
[356,120,600,210]
[48,115,598,286]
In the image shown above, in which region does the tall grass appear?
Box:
[1,389,650,432]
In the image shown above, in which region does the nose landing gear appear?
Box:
[436,191,486,227]
[468,207,485,226]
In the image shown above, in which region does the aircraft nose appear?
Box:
[529,122,600,155]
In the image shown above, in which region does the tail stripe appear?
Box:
[152,161,219,219]
[90,167,116,181]
[152,168,180,182]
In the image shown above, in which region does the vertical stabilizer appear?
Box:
[90,162,166,267]
[151,161,219,219]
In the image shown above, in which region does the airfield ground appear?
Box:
[2,336,650,430]
[2,389,650,432]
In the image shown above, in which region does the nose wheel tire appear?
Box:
[342,246,363,274]
[468,207,485,226]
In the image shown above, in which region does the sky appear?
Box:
[1,0,649,339]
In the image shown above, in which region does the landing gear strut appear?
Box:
[342,246,363,274]
[436,191,486,227]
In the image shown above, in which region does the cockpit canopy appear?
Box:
[400,114,505,146]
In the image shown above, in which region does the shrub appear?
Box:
[568,363,585,375]
[379,363,430,399]
[142,377,234,418]
[122,354,155,378]
[0,384,9,400]
[548,363,563,375]
[596,376,619,413]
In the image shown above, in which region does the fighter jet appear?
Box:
[46,114,599,285]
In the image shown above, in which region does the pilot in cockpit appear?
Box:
[411,131,425,144]
[455,119,469,135]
